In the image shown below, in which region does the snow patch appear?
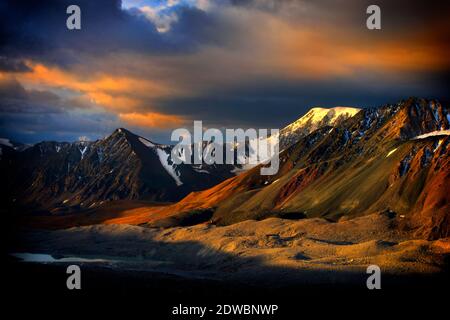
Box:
[386,148,398,158]
[193,169,210,174]
[433,139,443,152]
[156,148,183,186]
[139,137,155,148]
[193,166,210,174]
[412,130,450,140]
[140,133,184,185]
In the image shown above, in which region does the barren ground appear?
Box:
[12,213,450,286]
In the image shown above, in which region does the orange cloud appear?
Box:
[235,12,448,79]
[16,63,175,111]
[3,62,190,130]
[119,112,186,129]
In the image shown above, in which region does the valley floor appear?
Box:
[6,212,450,318]
[10,213,450,287]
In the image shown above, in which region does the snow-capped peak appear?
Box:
[284,107,361,133]
[279,106,360,149]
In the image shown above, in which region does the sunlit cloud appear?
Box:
[119,111,186,129]
[15,63,177,112]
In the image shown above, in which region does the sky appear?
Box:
[0,0,449,144]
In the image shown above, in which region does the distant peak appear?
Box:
[307,106,360,114]
[332,106,361,112]
[112,127,136,138]
[279,106,361,149]
[0,138,13,147]
[114,128,129,134]
[110,128,161,147]
[294,106,360,125]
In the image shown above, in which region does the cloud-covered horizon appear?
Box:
[0,0,449,143]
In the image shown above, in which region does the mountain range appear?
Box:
[0,128,238,213]
[0,104,359,213]
[2,98,449,240]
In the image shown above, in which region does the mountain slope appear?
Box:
[143,98,449,239]
[0,128,237,212]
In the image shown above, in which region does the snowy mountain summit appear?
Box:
[280,107,361,149]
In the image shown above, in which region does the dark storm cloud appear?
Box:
[1,0,448,62]
[0,77,64,114]
[229,0,450,47]
[229,0,450,24]
[0,76,120,143]
[0,74,109,141]
[167,5,238,49]
[0,111,119,143]
[0,0,237,67]
[153,73,450,130]
[1,0,161,64]
[0,57,31,72]
[0,0,449,144]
